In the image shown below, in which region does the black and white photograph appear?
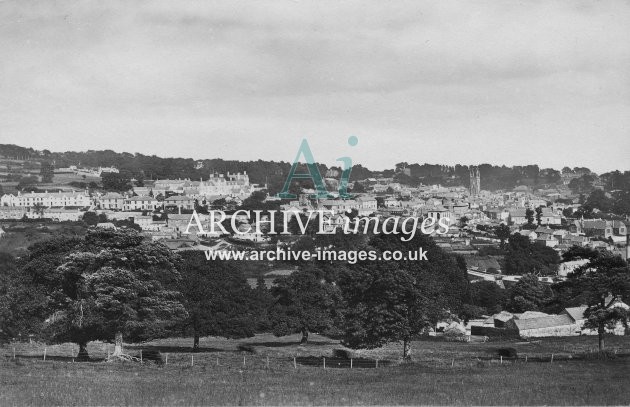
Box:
[1,1,629,405]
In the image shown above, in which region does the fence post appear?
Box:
[43,347,47,361]
[216,357,219,366]
[376,359,379,368]
[323,357,326,369]
[243,355,246,367]
[191,355,194,367]
[451,358,454,367]
[500,355,502,364]
[550,353,554,363]
[165,353,168,365]
[350,358,353,369]
[13,347,15,359]
[525,355,527,363]
[293,357,297,369]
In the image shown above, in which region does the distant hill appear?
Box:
[2,143,628,194]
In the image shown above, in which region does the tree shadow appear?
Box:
[125,344,224,353]
[7,354,96,362]
[240,340,337,348]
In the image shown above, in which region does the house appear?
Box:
[98,192,125,210]
[611,220,627,237]
[582,219,612,238]
[538,208,562,225]
[45,208,83,222]
[232,223,270,243]
[1,190,91,208]
[485,208,510,222]
[355,196,378,215]
[508,209,528,225]
[424,205,454,226]
[123,196,159,211]
[164,195,196,211]
[569,220,582,234]
[132,215,155,230]
[319,199,359,214]
[561,234,589,247]
[535,233,559,247]
[0,206,26,219]
[383,197,401,208]
[132,187,152,197]
[557,259,589,277]
[168,213,197,235]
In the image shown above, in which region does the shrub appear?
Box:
[497,347,517,358]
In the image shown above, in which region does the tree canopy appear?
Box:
[177,251,258,350]
[504,233,560,276]
[554,253,630,351]
[13,230,187,359]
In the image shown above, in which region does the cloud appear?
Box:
[0,0,629,172]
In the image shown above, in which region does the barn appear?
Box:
[507,314,579,338]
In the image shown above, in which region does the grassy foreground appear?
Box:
[1,334,629,405]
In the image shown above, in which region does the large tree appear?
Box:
[506,273,552,312]
[39,161,54,183]
[0,253,50,342]
[495,223,511,248]
[470,280,507,314]
[555,253,630,351]
[18,230,187,360]
[270,264,344,344]
[504,233,560,276]
[101,172,132,192]
[525,208,535,226]
[338,232,470,359]
[2,238,81,343]
[177,251,257,350]
[535,206,543,226]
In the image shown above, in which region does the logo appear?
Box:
[277,136,358,199]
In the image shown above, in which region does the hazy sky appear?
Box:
[1,0,629,172]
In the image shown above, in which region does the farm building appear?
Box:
[473,304,629,339]
[506,314,579,338]
[562,302,628,336]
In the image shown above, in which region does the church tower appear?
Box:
[469,166,481,197]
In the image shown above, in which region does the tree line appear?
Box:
[5,143,629,194]
[1,226,628,357]
[0,228,470,360]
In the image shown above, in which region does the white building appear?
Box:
[1,191,91,208]
[123,196,159,211]
[97,192,125,210]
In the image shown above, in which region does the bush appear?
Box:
[140,349,164,364]
[237,344,256,354]
[497,347,517,358]
[333,349,352,359]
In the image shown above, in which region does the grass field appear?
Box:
[1,334,629,405]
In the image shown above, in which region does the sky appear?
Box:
[1,0,629,173]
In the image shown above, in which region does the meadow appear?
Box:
[1,334,629,406]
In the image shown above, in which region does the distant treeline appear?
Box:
[2,144,630,194]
